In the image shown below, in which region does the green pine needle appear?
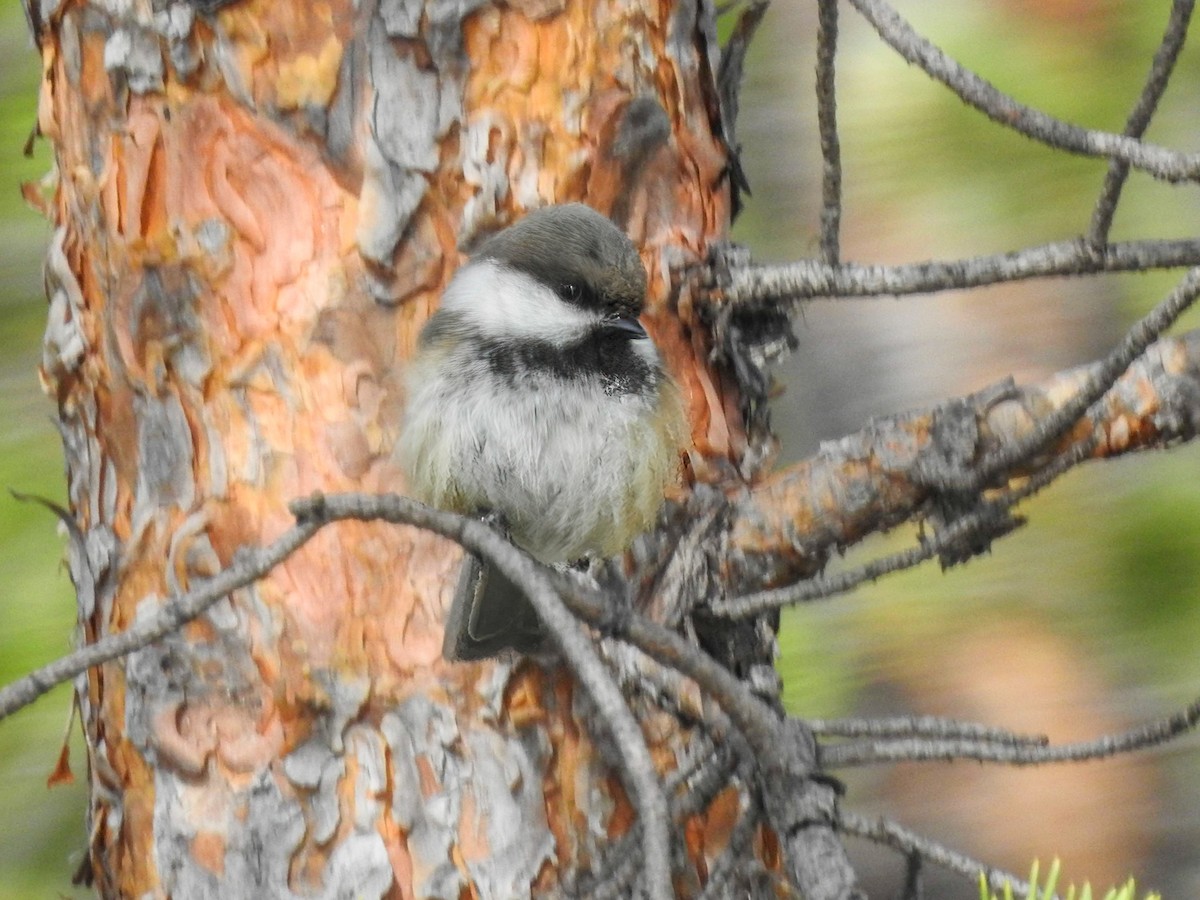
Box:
[978,859,1161,900]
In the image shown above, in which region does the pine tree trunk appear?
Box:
[37,0,758,894]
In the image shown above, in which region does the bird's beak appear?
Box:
[604,315,648,339]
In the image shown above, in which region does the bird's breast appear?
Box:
[401,348,681,562]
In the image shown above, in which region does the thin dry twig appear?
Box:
[1088,0,1195,246]
[809,715,1047,747]
[715,483,1016,618]
[821,693,1200,767]
[815,0,842,265]
[846,0,1200,182]
[721,237,1200,306]
[839,812,1049,900]
[0,496,676,900]
[968,266,1200,485]
[0,519,322,721]
[288,495,675,900]
[585,602,855,895]
[291,495,858,899]
[716,526,947,618]
[720,427,1099,619]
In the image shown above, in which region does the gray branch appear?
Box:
[839,812,1047,900]
[0,496,676,900]
[1088,0,1195,245]
[822,691,1200,767]
[0,519,322,720]
[287,494,675,900]
[717,437,1096,618]
[809,715,1047,747]
[971,266,1200,483]
[847,0,1200,182]
[721,238,1200,306]
[816,0,843,265]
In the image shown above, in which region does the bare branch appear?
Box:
[809,715,1047,747]
[1,495,676,900]
[288,495,675,900]
[721,238,1200,305]
[821,693,1200,767]
[2,483,853,897]
[846,0,1200,182]
[0,519,322,721]
[564,568,787,762]
[719,436,1096,618]
[291,495,861,899]
[594,603,860,895]
[727,327,1200,592]
[1088,0,1195,246]
[816,0,843,264]
[970,266,1200,485]
[716,0,769,218]
[717,505,997,617]
[839,812,1048,900]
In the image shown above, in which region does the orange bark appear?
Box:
[731,331,1200,586]
[40,0,749,895]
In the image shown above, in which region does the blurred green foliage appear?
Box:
[0,5,88,899]
[980,857,1161,900]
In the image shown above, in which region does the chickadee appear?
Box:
[400,204,687,660]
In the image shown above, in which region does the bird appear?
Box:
[400,203,687,661]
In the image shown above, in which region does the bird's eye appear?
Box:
[557,282,583,303]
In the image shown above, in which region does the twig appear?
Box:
[846,0,1200,182]
[554,579,861,895]
[821,693,1200,768]
[0,487,848,897]
[716,0,768,218]
[809,715,1047,747]
[719,426,1099,620]
[839,811,1050,900]
[721,237,1200,306]
[1,493,676,900]
[969,266,1200,486]
[0,519,322,721]
[1088,0,1195,246]
[714,491,1010,618]
[718,529,940,617]
[288,494,675,900]
[816,0,843,265]
[727,324,1200,601]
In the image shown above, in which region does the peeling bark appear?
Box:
[728,330,1200,590]
[39,0,765,896]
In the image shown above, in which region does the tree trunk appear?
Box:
[37,0,757,895]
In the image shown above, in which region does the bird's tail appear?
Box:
[442,551,547,661]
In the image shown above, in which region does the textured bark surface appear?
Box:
[727,329,1200,589]
[37,0,751,896]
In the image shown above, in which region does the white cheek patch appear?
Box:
[630,335,660,367]
[439,258,601,345]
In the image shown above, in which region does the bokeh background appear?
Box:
[0,1,1197,897]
